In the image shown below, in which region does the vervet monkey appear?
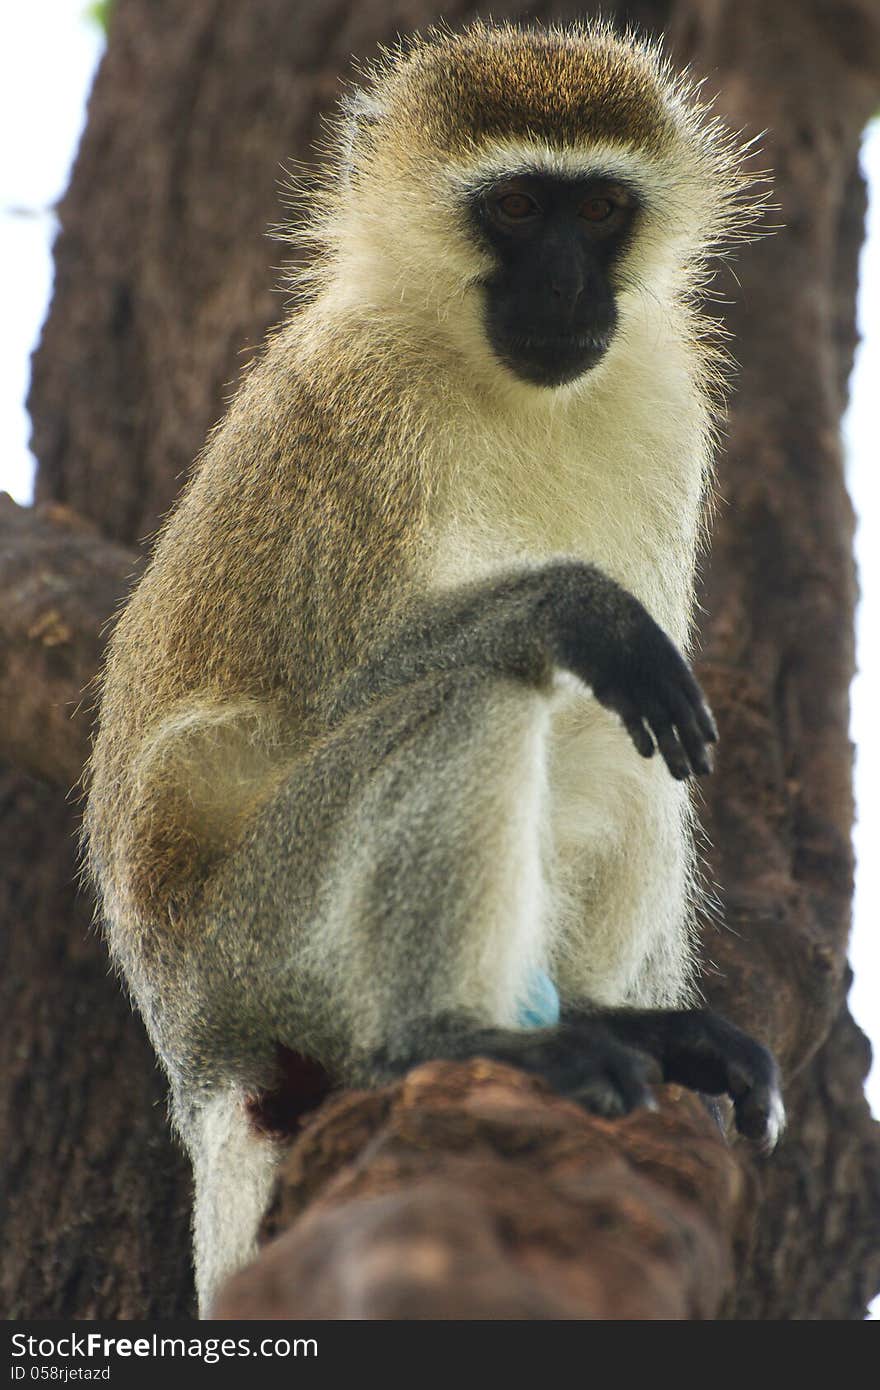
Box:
[84,21,784,1311]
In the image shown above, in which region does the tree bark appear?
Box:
[4,0,879,1319]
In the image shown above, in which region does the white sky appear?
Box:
[1,0,878,1258]
[0,4,103,500]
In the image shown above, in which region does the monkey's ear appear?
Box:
[341,88,386,128]
[338,89,386,173]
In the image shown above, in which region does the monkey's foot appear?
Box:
[371,1007,784,1152]
[370,1016,663,1123]
[565,1006,786,1153]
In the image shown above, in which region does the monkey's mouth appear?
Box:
[496,331,613,388]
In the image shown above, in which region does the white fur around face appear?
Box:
[324,133,720,360]
[425,286,708,639]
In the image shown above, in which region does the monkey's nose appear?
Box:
[550,271,584,305]
[553,282,581,304]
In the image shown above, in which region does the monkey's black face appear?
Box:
[470,173,640,388]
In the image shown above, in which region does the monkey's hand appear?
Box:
[564,1006,786,1153]
[549,564,718,780]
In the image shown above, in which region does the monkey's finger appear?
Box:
[624,713,656,759]
[612,1045,663,1094]
[655,1012,785,1153]
[604,691,657,759]
[666,689,714,775]
[731,1082,786,1154]
[571,1051,658,1118]
[696,696,719,745]
[603,1048,659,1113]
[664,656,718,746]
[725,1057,786,1154]
[643,703,692,780]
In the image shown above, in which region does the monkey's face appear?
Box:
[319,25,757,397]
[469,172,640,388]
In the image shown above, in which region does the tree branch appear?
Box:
[212,1064,745,1320]
[0,494,133,788]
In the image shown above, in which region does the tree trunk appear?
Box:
[3,0,879,1318]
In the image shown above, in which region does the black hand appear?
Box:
[554,577,718,780]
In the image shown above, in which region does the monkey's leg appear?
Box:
[182,671,557,1310]
[260,671,688,1122]
[176,559,746,1304]
[549,698,696,1008]
[544,702,784,1147]
[294,671,561,1055]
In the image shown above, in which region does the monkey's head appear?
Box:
[296,22,761,392]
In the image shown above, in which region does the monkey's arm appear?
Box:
[329,559,717,781]
[312,563,780,1149]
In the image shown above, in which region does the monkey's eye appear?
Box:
[580,195,616,222]
[493,191,541,222]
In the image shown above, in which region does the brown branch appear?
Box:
[212,1064,744,1320]
[0,494,134,788]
